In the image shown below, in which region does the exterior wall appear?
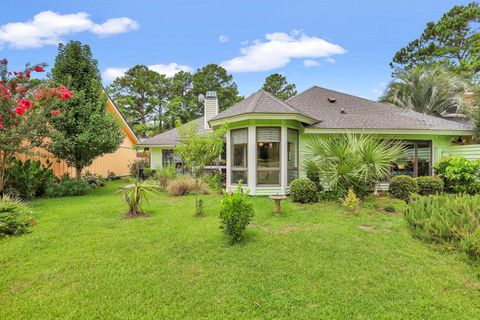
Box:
[441,144,480,160]
[17,135,136,177]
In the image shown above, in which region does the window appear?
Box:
[162,149,174,166]
[287,128,299,184]
[231,128,248,184]
[257,127,281,185]
[391,141,432,177]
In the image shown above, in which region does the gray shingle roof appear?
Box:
[287,86,474,131]
[139,117,205,146]
[210,89,314,121]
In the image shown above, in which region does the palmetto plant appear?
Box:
[380,65,468,115]
[304,134,405,195]
[119,179,158,218]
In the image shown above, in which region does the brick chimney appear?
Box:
[204,91,218,130]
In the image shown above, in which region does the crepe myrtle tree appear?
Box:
[0,59,73,193]
[175,120,226,216]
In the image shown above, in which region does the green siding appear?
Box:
[442,144,480,161]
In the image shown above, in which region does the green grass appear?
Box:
[1,179,480,319]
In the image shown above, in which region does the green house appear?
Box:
[139,86,476,195]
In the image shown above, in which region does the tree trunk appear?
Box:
[76,167,82,180]
[195,177,199,216]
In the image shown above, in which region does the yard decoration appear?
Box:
[0,59,73,193]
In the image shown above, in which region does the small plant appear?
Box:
[107,171,120,181]
[306,168,323,191]
[204,170,224,195]
[383,205,396,213]
[318,190,346,202]
[157,164,177,191]
[389,175,418,200]
[129,159,150,179]
[119,179,158,218]
[405,194,480,259]
[219,186,254,244]
[434,156,480,194]
[415,176,444,195]
[197,198,205,217]
[45,174,90,197]
[290,178,318,203]
[343,188,360,213]
[167,175,208,196]
[5,159,55,199]
[82,171,106,188]
[0,195,33,238]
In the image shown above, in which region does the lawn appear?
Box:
[1,180,480,319]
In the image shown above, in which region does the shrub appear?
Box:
[415,176,444,195]
[45,174,90,197]
[82,171,106,188]
[119,179,158,218]
[290,178,318,203]
[306,168,323,192]
[204,171,224,194]
[389,175,418,199]
[383,205,396,213]
[342,188,360,213]
[129,159,150,179]
[0,195,32,238]
[434,156,480,194]
[156,164,176,191]
[318,189,346,202]
[5,159,54,199]
[107,171,120,181]
[167,175,208,196]
[405,194,480,259]
[219,186,254,244]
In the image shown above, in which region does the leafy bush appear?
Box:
[405,194,480,259]
[306,168,323,192]
[290,178,318,203]
[318,190,346,202]
[389,175,418,199]
[5,159,54,199]
[129,159,150,179]
[167,175,208,196]
[0,195,32,238]
[384,205,396,213]
[82,171,106,188]
[342,188,360,213]
[219,186,254,244]
[107,171,120,181]
[415,176,444,195]
[45,174,90,197]
[156,164,176,191]
[434,157,480,194]
[204,171,224,194]
[119,179,158,218]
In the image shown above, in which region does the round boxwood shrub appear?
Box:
[415,176,444,195]
[290,178,318,203]
[389,175,418,199]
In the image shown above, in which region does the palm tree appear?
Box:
[119,179,158,218]
[304,134,405,195]
[380,65,468,116]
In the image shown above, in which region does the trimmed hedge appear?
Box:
[415,176,444,195]
[290,178,318,203]
[389,175,418,199]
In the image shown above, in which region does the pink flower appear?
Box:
[0,114,2,129]
[16,86,27,95]
[33,66,45,72]
[59,86,73,100]
[51,109,61,115]
[0,86,10,99]
[25,71,31,79]
[17,98,32,109]
[14,106,26,115]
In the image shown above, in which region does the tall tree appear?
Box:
[164,71,196,128]
[48,41,123,179]
[262,73,297,100]
[380,65,468,115]
[107,65,170,137]
[390,2,480,79]
[192,64,242,112]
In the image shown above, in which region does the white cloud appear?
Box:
[218,34,229,43]
[303,59,320,67]
[221,30,346,72]
[102,63,193,81]
[325,57,336,64]
[0,11,138,49]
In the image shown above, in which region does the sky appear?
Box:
[1,0,472,100]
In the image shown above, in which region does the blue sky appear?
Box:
[1,0,471,100]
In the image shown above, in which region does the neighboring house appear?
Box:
[139,87,476,195]
[17,96,139,177]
